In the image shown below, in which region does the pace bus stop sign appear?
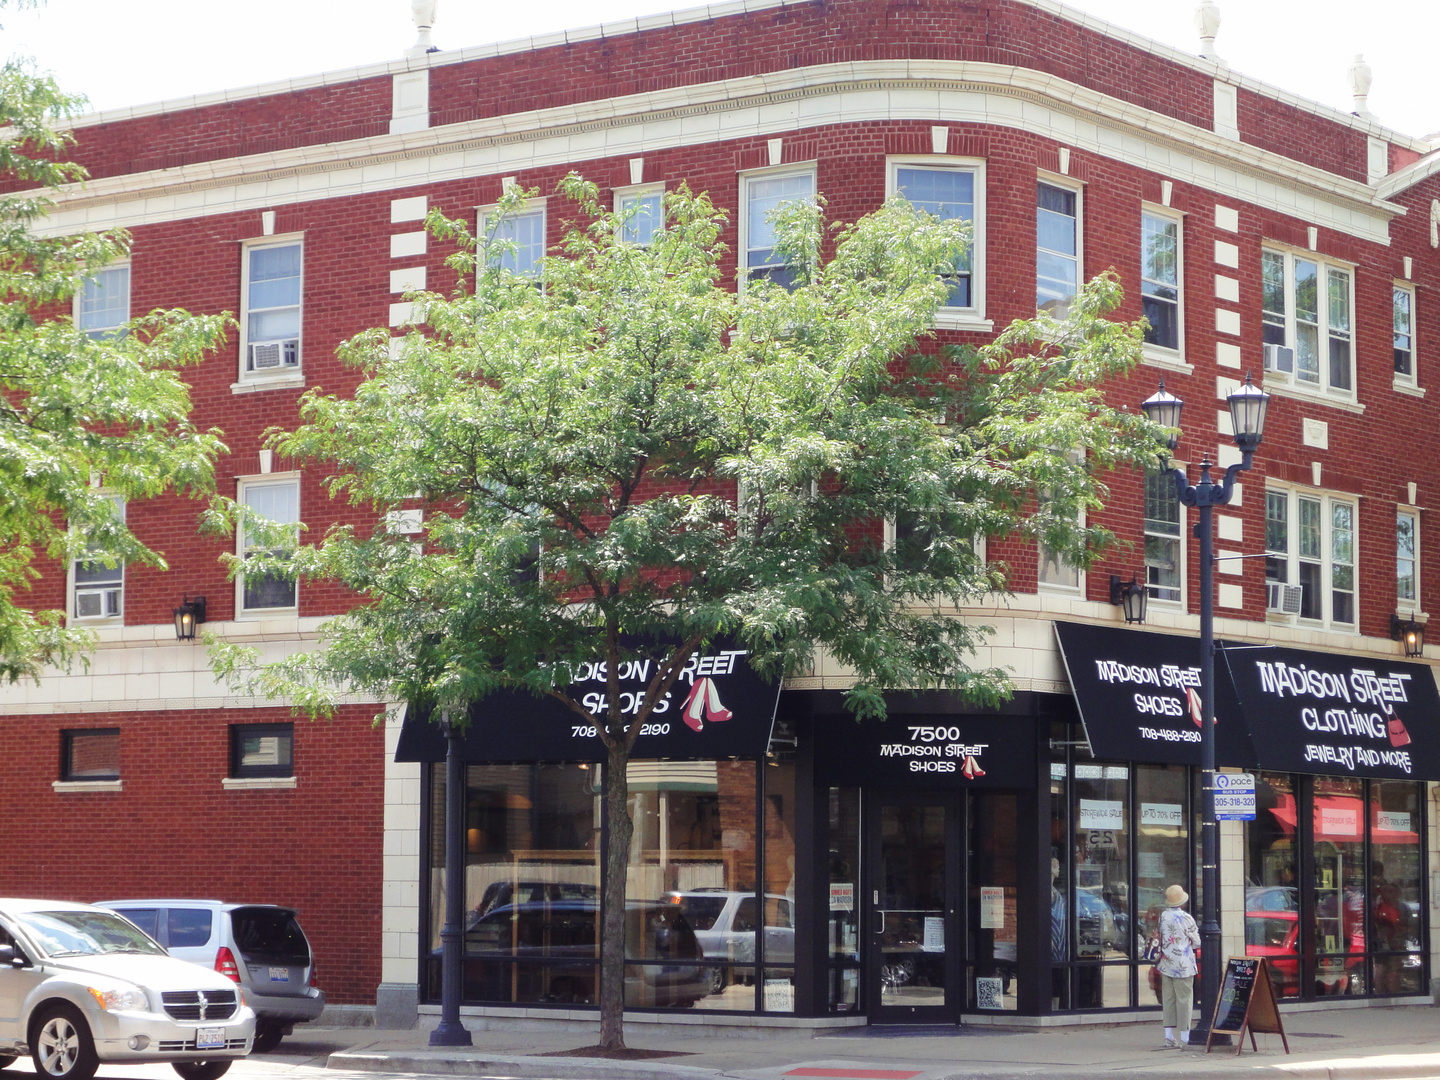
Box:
[1214,772,1256,821]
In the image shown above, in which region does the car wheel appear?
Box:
[709,968,726,995]
[251,1021,283,1054]
[31,1005,98,1080]
[172,1062,232,1080]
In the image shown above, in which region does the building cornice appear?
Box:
[41,59,1402,245]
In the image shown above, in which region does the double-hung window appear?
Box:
[890,160,981,315]
[242,240,302,377]
[1036,181,1080,317]
[72,494,125,621]
[489,207,546,279]
[239,477,300,613]
[1144,471,1181,603]
[1140,211,1181,353]
[62,728,120,782]
[77,264,130,339]
[742,168,815,288]
[1265,488,1356,628]
[1394,283,1416,387]
[1397,508,1419,612]
[1261,248,1353,397]
[616,186,664,246]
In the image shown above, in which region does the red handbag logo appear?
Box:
[1388,716,1411,747]
[680,677,732,732]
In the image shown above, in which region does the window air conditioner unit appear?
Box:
[76,586,121,619]
[248,339,299,371]
[1263,343,1294,374]
[1266,581,1303,614]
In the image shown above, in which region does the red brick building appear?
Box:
[3,0,1438,1029]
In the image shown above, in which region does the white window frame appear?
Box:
[75,262,130,340]
[238,235,304,385]
[887,157,988,331]
[480,200,547,281]
[1397,506,1420,615]
[1143,469,1185,607]
[1139,206,1184,363]
[69,494,125,624]
[1036,173,1082,319]
[614,183,664,247]
[1260,246,1355,401]
[738,163,817,291]
[236,474,301,617]
[1264,485,1357,631]
[1393,281,1417,390]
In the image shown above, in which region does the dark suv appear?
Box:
[95,900,324,1053]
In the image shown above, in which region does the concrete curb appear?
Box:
[329,1050,728,1080]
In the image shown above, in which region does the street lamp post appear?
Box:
[430,710,473,1047]
[1141,373,1269,1045]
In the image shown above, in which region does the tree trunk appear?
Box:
[598,738,633,1050]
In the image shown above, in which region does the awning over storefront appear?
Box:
[394,638,780,763]
[1056,622,1440,781]
[1054,622,1256,768]
[1265,794,1420,844]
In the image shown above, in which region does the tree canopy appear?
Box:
[0,54,227,681]
[211,174,1166,1046]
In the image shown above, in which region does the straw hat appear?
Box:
[1165,884,1189,906]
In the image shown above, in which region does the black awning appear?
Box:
[1223,644,1440,781]
[1054,622,1256,768]
[394,639,780,763]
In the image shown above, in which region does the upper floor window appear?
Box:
[242,240,302,377]
[742,169,815,289]
[1140,212,1181,353]
[1265,488,1355,628]
[77,264,130,339]
[892,162,978,311]
[1037,181,1080,317]
[1397,509,1418,611]
[239,477,300,613]
[1144,471,1181,603]
[1261,248,1353,397]
[230,722,293,779]
[1393,283,1416,387]
[72,494,124,622]
[62,728,120,781]
[489,208,546,278]
[617,187,663,246]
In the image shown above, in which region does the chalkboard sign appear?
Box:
[1206,956,1289,1055]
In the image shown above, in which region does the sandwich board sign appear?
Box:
[1206,956,1289,1055]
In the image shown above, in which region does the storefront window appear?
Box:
[828,787,861,1012]
[762,758,796,1012]
[1048,751,1070,1011]
[629,759,757,1009]
[969,790,1019,1011]
[1135,764,1188,1006]
[1244,772,1299,999]
[1072,762,1129,1008]
[1311,776,1365,996]
[1369,780,1424,994]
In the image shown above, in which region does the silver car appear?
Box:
[0,898,255,1080]
[94,901,323,1054]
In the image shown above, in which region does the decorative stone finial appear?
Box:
[1348,54,1374,119]
[407,0,439,59]
[1194,1,1221,61]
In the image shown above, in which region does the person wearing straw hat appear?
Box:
[1156,883,1200,1048]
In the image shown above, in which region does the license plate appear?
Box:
[195,1028,226,1050]
[268,967,289,982]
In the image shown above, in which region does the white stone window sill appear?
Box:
[1142,350,1193,375]
[933,312,994,333]
[1261,382,1365,415]
[1393,380,1425,398]
[53,780,122,793]
[222,777,297,791]
[231,373,306,395]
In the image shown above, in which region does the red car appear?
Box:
[1244,909,1364,997]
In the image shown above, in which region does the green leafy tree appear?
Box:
[211,176,1164,1047]
[0,50,228,681]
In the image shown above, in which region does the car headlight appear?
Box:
[89,986,149,1012]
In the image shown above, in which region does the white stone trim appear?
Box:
[382,703,423,985]
[37,62,1401,248]
[52,780,123,793]
[222,776,298,791]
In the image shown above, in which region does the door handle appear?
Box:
[875,909,885,935]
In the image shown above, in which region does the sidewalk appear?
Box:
[318,1003,1440,1080]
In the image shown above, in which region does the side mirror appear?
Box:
[0,943,28,968]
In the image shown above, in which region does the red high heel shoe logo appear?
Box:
[961,755,985,780]
[1388,716,1412,747]
[680,677,733,732]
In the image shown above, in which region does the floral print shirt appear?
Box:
[1156,905,1200,978]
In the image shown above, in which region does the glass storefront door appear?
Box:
[866,793,961,1022]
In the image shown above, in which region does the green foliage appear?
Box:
[213,173,1166,730]
[0,53,229,681]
